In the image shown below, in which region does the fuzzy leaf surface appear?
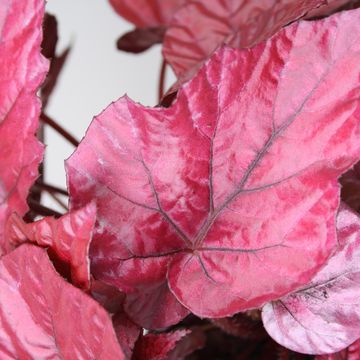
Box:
[0,244,124,359]
[163,0,325,80]
[262,205,360,354]
[5,203,96,289]
[67,9,360,322]
[0,0,48,253]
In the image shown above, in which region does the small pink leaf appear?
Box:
[0,0,48,253]
[109,0,185,28]
[163,0,325,80]
[262,205,360,354]
[67,9,360,323]
[5,203,96,289]
[0,244,124,359]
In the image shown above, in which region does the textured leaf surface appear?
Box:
[163,0,325,80]
[109,0,185,27]
[0,244,124,359]
[5,203,96,289]
[67,10,360,322]
[262,205,360,355]
[0,0,48,253]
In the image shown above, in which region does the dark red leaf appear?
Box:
[117,27,166,54]
[109,0,185,28]
[306,0,360,18]
[0,0,48,253]
[113,310,142,360]
[163,0,325,81]
[133,329,203,360]
[262,205,360,354]
[340,162,360,212]
[0,244,125,359]
[67,9,360,324]
[5,203,96,289]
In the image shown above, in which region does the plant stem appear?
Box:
[158,58,167,102]
[35,181,68,196]
[28,199,63,218]
[41,113,79,147]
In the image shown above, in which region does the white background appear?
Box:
[44,0,175,210]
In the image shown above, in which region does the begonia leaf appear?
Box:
[66,9,360,325]
[315,338,360,359]
[0,244,125,359]
[0,0,48,253]
[109,0,185,28]
[262,205,360,354]
[163,0,325,80]
[5,202,96,289]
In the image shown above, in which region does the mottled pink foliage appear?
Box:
[262,205,360,354]
[67,9,360,325]
[163,0,325,80]
[5,203,96,289]
[0,244,125,359]
[0,0,48,253]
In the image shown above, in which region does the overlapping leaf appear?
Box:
[5,203,96,289]
[163,0,326,80]
[110,0,185,52]
[67,9,360,324]
[0,0,48,253]
[109,0,185,28]
[0,244,125,359]
[262,205,360,354]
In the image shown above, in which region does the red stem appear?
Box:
[36,181,68,196]
[158,58,167,103]
[28,199,63,218]
[41,113,79,147]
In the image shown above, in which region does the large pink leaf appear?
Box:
[109,0,185,28]
[0,0,48,253]
[0,244,125,359]
[5,203,96,289]
[67,9,360,323]
[163,0,325,80]
[315,339,360,359]
[262,205,360,355]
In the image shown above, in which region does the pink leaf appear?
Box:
[315,338,360,359]
[0,244,124,359]
[163,0,325,81]
[109,0,185,28]
[67,9,360,323]
[0,0,48,253]
[262,205,360,354]
[5,203,96,289]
